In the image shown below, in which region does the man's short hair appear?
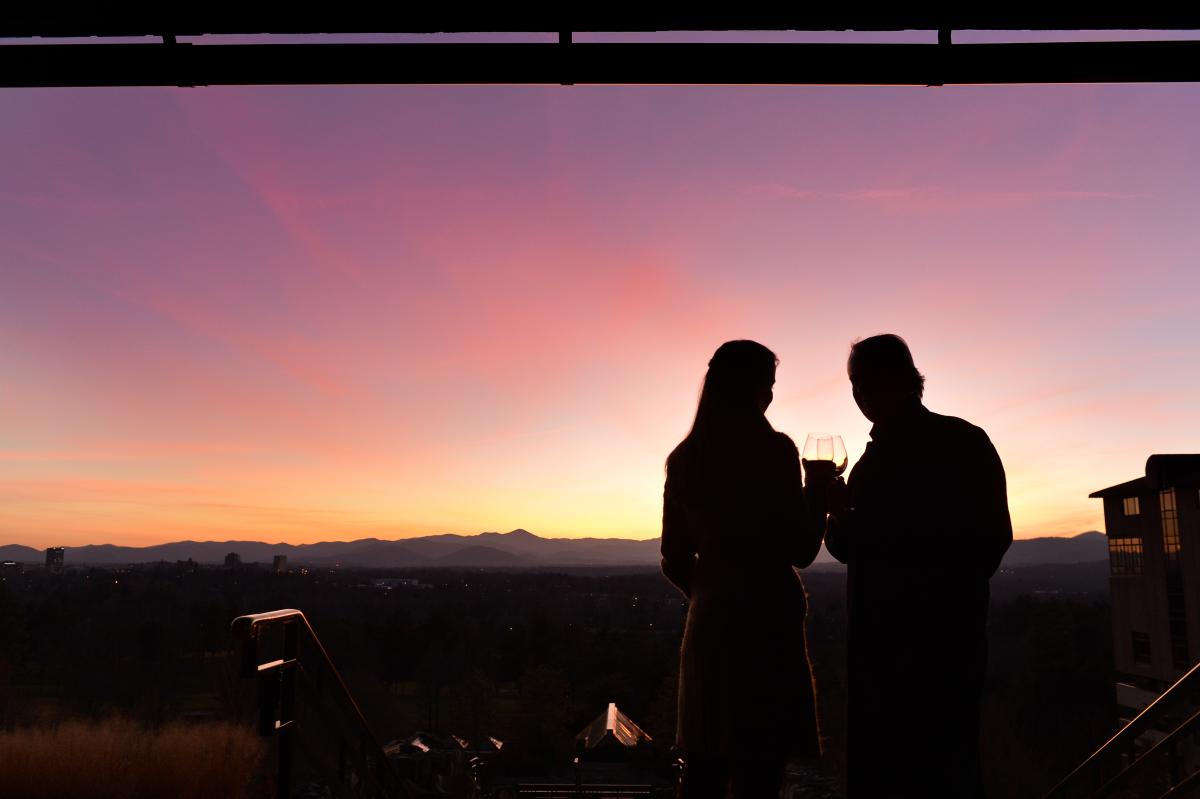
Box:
[849,334,926,398]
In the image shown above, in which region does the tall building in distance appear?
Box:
[273,554,288,574]
[1092,455,1200,720]
[224,551,242,568]
[45,546,65,573]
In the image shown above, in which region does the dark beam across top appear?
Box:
[2,41,1200,88]
[3,11,1200,37]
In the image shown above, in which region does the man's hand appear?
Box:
[826,476,850,519]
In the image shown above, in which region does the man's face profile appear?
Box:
[848,355,904,424]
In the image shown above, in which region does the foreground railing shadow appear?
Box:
[1046,658,1200,799]
[231,609,405,799]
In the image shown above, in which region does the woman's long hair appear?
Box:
[672,340,778,495]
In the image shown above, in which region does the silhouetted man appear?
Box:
[826,334,1012,798]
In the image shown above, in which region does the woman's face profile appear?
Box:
[756,372,776,414]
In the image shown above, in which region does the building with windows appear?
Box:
[45,546,64,573]
[1091,455,1200,718]
[273,554,287,574]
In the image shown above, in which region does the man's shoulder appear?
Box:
[924,409,993,445]
[771,430,799,454]
[666,439,693,471]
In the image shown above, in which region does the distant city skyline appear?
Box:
[2,60,1198,547]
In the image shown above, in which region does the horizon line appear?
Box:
[3,528,1106,551]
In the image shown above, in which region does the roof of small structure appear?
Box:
[1091,455,1200,498]
[575,702,650,749]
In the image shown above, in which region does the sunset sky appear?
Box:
[2,36,1199,547]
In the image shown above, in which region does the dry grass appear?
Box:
[0,718,265,798]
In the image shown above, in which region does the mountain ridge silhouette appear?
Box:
[0,530,1107,568]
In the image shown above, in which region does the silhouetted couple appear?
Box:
[661,335,1013,799]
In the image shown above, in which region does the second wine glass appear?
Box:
[803,433,849,476]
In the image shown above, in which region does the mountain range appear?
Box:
[0,529,1108,569]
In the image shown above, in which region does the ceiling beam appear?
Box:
[3,11,1200,37]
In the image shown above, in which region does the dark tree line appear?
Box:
[0,561,1113,794]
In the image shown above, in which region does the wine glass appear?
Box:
[803,433,849,477]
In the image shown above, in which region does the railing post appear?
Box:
[233,609,402,799]
[277,729,293,799]
[240,633,259,678]
[278,620,298,799]
[258,668,280,737]
[280,621,297,727]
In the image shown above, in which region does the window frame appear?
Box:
[1109,536,1144,576]
[1161,488,1181,559]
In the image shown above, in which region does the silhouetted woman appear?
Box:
[662,340,826,798]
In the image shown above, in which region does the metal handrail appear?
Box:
[231,608,403,799]
[1045,658,1200,798]
[1160,767,1200,798]
[1092,707,1200,797]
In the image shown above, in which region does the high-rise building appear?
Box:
[1091,454,1200,720]
[224,551,242,568]
[273,554,288,574]
[45,546,65,573]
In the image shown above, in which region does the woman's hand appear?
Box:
[801,458,837,495]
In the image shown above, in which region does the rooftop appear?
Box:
[1090,454,1200,498]
[575,703,650,750]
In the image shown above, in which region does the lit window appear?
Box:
[1132,632,1152,665]
[1161,489,1181,559]
[1109,537,1143,575]
[1161,487,1177,513]
[1124,497,1141,516]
